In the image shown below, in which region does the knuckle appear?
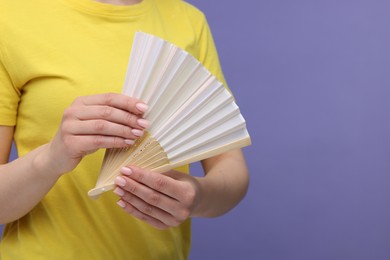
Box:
[148,192,161,206]
[132,210,149,222]
[94,120,106,132]
[101,106,113,118]
[125,113,138,127]
[103,93,115,105]
[154,177,168,191]
[177,209,190,222]
[112,136,124,147]
[182,189,196,205]
[122,193,132,203]
[60,120,71,134]
[142,204,154,215]
[126,98,136,110]
[127,184,137,194]
[62,107,74,119]
[139,215,149,222]
[124,205,136,215]
[122,126,132,138]
[92,136,104,147]
[136,172,145,182]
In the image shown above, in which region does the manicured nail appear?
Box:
[117,200,126,208]
[120,167,132,176]
[136,103,148,113]
[115,176,126,187]
[131,129,144,137]
[137,119,150,129]
[124,139,135,145]
[113,187,125,196]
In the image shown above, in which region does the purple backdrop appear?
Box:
[187,0,390,260]
[2,1,390,259]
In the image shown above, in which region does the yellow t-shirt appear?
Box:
[0,0,228,259]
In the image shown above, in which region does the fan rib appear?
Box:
[88,32,251,198]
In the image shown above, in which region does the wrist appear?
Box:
[190,176,212,218]
[32,144,65,179]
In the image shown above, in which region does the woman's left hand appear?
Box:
[113,166,202,229]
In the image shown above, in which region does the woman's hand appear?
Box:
[114,166,202,230]
[112,150,249,230]
[46,93,149,175]
[0,93,150,223]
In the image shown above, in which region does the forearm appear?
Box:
[191,149,249,218]
[0,94,148,224]
[0,144,62,224]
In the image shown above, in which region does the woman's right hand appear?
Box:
[46,93,149,175]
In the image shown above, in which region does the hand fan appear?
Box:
[88,32,251,198]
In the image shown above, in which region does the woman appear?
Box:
[0,0,249,259]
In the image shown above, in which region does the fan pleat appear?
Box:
[88,32,251,198]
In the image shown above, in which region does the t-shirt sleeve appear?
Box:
[194,13,230,91]
[0,49,20,126]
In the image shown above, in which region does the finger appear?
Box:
[114,187,182,227]
[73,93,148,115]
[64,119,144,140]
[116,199,169,230]
[71,105,149,130]
[63,135,133,153]
[118,166,184,199]
[114,175,184,217]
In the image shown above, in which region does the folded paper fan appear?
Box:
[88,32,251,198]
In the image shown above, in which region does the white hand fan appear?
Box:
[88,32,251,198]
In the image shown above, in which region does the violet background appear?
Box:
[188,0,390,259]
[2,1,390,259]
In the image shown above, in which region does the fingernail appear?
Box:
[113,187,125,196]
[115,176,126,187]
[120,167,132,176]
[131,129,144,137]
[117,200,126,208]
[136,103,148,113]
[124,139,135,145]
[137,119,150,129]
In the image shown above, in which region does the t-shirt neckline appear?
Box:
[63,0,152,18]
